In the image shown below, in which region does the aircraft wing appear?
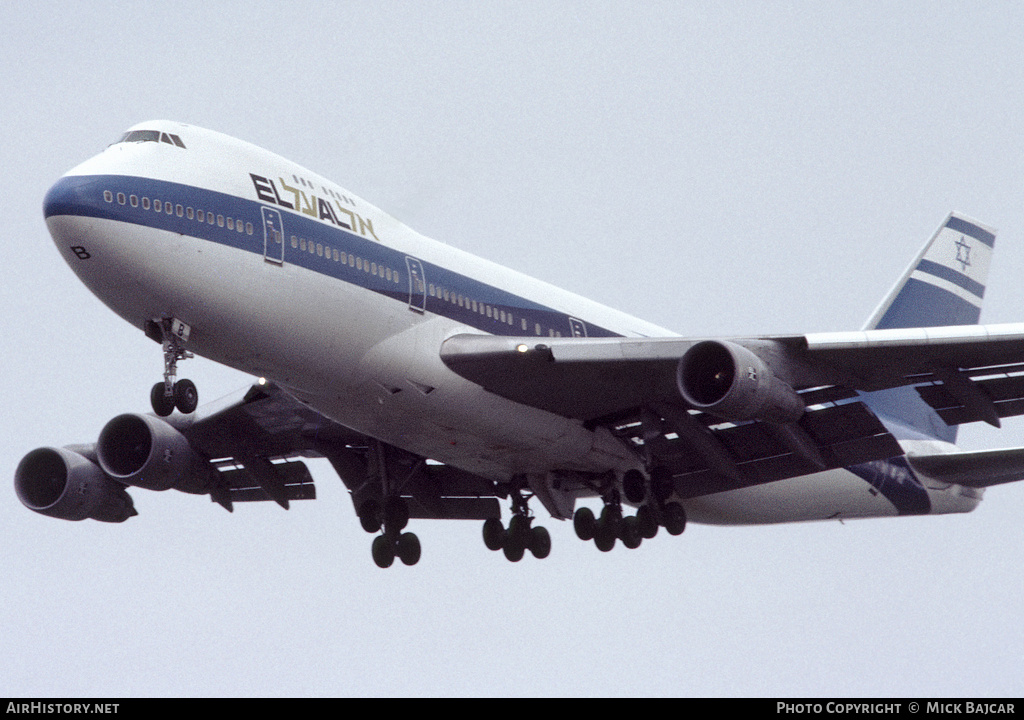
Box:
[123,381,501,520]
[440,323,1024,494]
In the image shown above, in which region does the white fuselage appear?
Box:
[44,121,982,524]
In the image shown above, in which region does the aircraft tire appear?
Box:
[663,502,687,536]
[573,507,596,541]
[529,526,551,559]
[150,383,175,417]
[358,499,382,533]
[384,496,409,533]
[396,532,421,566]
[173,379,198,414]
[371,534,396,568]
[502,533,525,562]
[482,517,504,551]
[620,515,642,549]
[622,469,646,504]
[637,505,659,539]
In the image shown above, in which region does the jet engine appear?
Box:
[97,413,210,493]
[677,340,805,423]
[15,446,136,522]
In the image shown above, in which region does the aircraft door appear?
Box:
[261,207,285,264]
[406,256,426,313]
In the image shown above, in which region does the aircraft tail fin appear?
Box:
[863,213,996,331]
[859,213,997,441]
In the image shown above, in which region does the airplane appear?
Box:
[18,119,1024,568]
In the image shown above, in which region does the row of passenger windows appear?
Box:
[425,281,563,336]
[105,190,254,236]
[289,235,402,285]
[104,187,564,337]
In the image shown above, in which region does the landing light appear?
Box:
[516,344,529,353]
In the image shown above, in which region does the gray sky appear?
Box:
[3,1,1023,697]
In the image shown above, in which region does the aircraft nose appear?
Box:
[43,174,98,220]
[42,177,65,219]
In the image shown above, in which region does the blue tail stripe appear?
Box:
[946,216,995,247]
[874,277,981,330]
[915,259,985,299]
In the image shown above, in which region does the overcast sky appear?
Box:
[3,1,1023,697]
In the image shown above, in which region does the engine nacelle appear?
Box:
[15,446,136,522]
[97,413,210,493]
[677,340,805,423]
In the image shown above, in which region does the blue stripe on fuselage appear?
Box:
[44,174,618,340]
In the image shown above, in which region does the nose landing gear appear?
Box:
[147,318,197,416]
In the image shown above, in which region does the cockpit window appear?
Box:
[117,129,186,148]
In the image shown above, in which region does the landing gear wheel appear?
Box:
[173,379,198,414]
[371,534,396,568]
[358,499,382,533]
[482,518,505,551]
[637,504,659,539]
[502,533,526,562]
[663,502,687,536]
[383,496,409,533]
[396,532,421,566]
[650,465,674,503]
[150,383,176,417]
[622,469,647,504]
[573,507,596,541]
[619,515,642,549]
[529,526,551,559]
[594,525,617,552]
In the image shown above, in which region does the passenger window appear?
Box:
[186,207,194,219]
[130,195,138,207]
[196,210,204,222]
[217,215,224,227]
[176,204,184,217]
[104,191,113,203]
[166,202,173,215]
[117,193,126,204]
[226,217,234,230]
[154,199,162,212]
[246,222,254,235]
[291,236,298,248]
[142,197,150,210]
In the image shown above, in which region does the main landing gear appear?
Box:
[573,467,687,552]
[148,318,197,416]
[361,496,422,569]
[481,484,551,562]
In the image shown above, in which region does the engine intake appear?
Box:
[97,413,209,493]
[15,446,136,522]
[677,340,805,423]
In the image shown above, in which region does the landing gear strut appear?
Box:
[148,318,197,416]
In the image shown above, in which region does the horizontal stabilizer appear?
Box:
[908,447,1024,488]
